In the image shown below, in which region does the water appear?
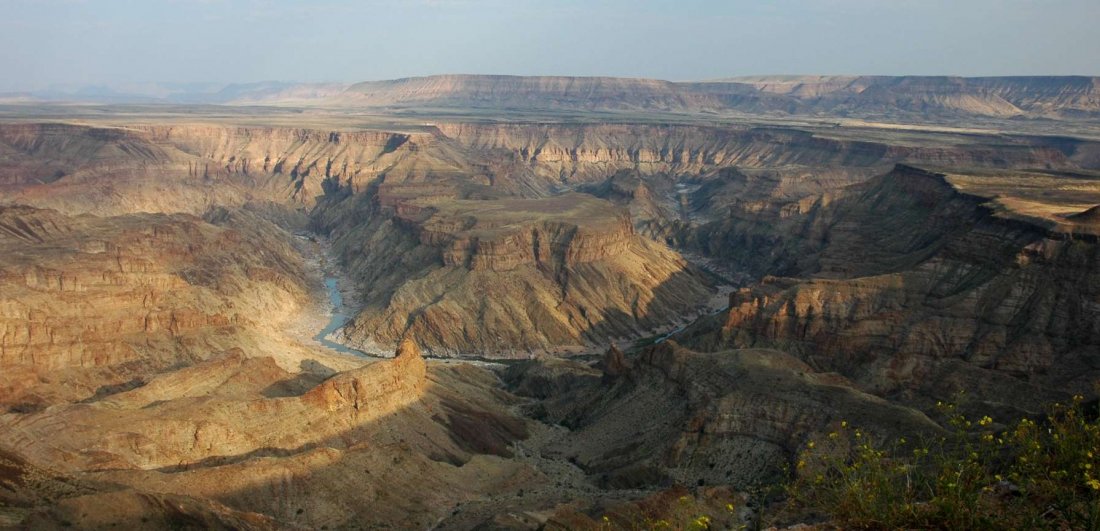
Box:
[313,277,374,357]
[309,276,510,367]
[653,305,727,345]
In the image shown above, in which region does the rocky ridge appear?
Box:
[317,190,716,356]
[0,204,338,410]
[679,165,1100,417]
[0,339,542,529]
[505,341,940,490]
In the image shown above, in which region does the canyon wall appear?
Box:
[0,205,315,408]
[316,190,716,356]
[2,122,1094,361]
[1,122,1090,217]
[680,165,1100,416]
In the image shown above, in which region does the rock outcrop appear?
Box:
[680,165,1100,417]
[0,339,536,529]
[0,205,319,409]
[599,344,630,379]
[317,191,716,357]
[302,338,426,412]
[507,341,939,489]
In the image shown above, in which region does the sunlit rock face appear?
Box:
[321,191,716,357]
[0,205,316,410]
[0,339,534,529]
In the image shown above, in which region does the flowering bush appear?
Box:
[785,396,1100,530]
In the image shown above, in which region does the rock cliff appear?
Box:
[0,123,469,215]
[1,122,1090,218]
[679,165,1100,417]
[318,191,716,356]
[0,204,318,409]
[301,338,426,412]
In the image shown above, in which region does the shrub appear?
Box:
[785,396,1100,530]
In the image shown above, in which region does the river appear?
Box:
[313,277,373,357]
[310,267,510,367]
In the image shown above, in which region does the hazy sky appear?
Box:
[2,0,1099,91]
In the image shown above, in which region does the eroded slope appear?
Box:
[679,165,1100,418]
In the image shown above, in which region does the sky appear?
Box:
[2,0,1099,92]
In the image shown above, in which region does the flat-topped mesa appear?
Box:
[301,338,427,413]
[339,75,1100,118]
[405,194,636,272]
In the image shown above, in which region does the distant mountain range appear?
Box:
[4,75,1099,119]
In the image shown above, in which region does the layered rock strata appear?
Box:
[506,341,939,489]
[319,191,716,356]
[0,341,536,529]
[679,165,1100,416]
[2,122,1092,219]
[0,205,321,409]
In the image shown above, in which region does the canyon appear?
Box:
[0,76,1098,528]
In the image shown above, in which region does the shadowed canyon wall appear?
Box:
[679,165,1100,417]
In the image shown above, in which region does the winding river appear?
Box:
[303,235,729,365]
[312,277,371,357]
[312,275,510,367]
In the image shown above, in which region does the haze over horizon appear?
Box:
[2,0,1099,93]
